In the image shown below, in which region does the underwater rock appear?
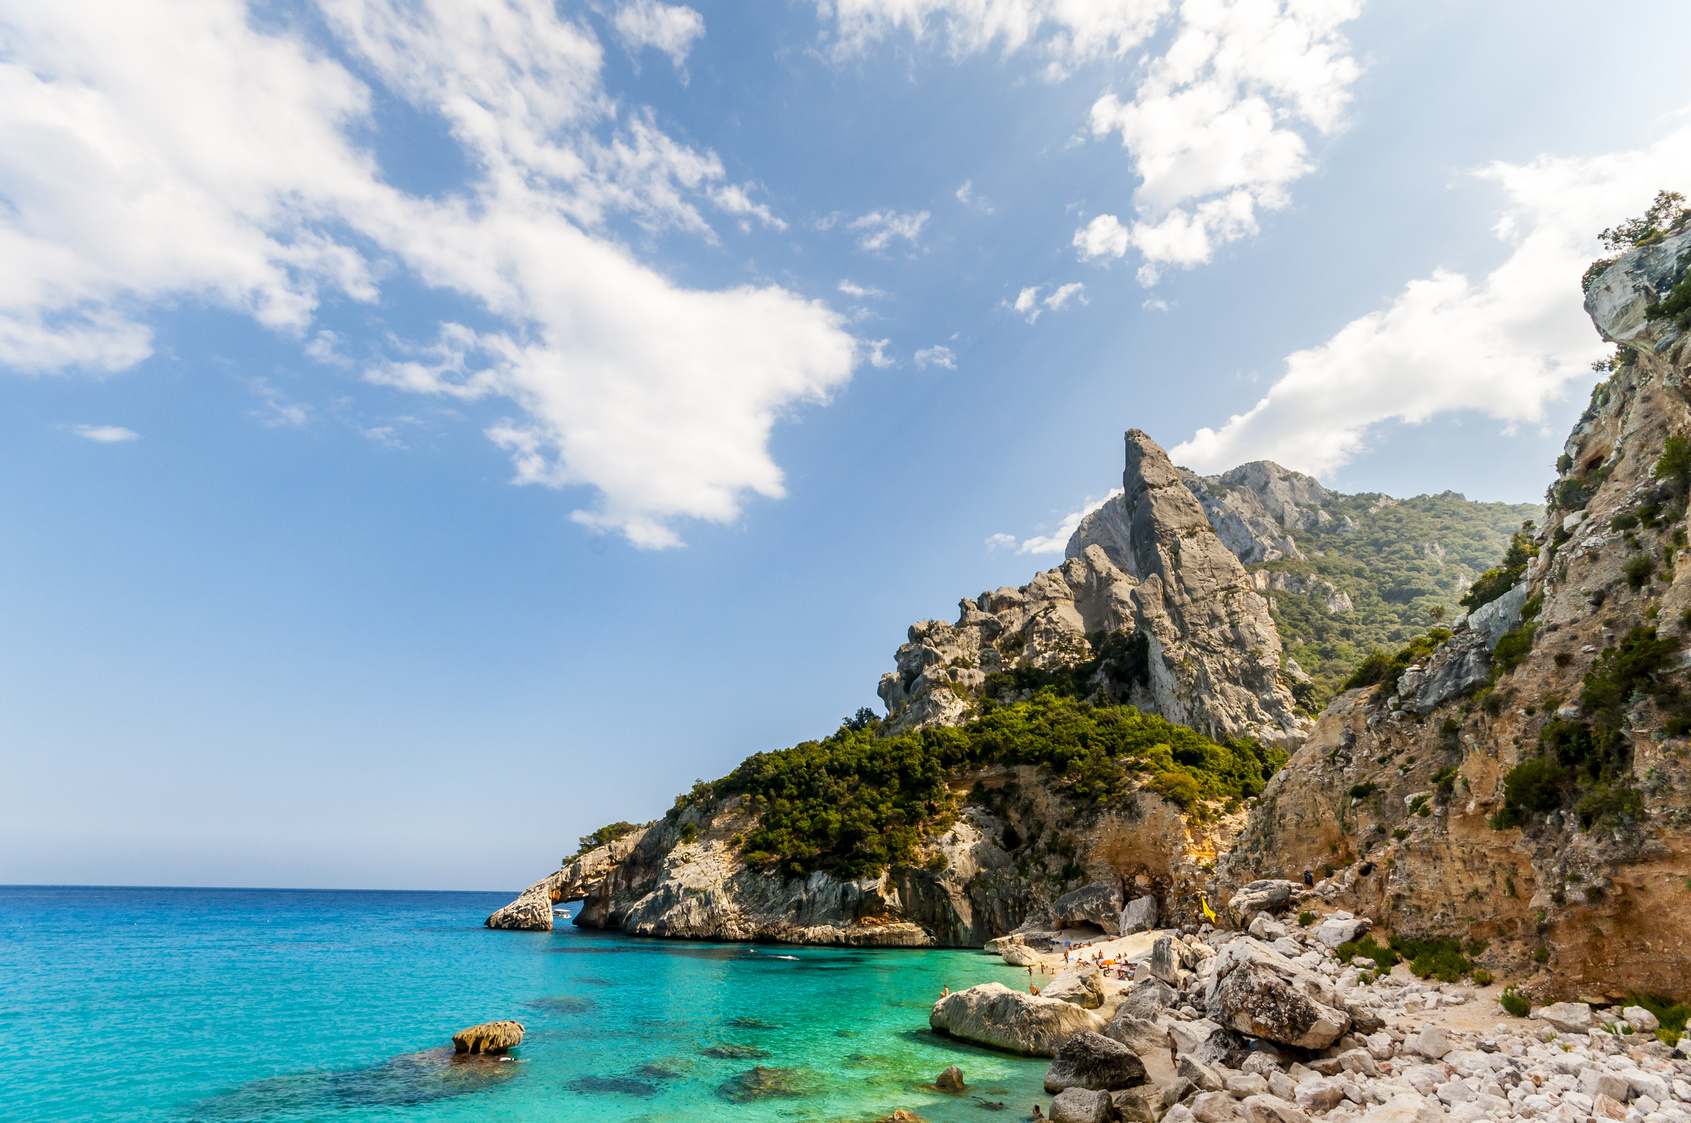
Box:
[935,1064,965,1091]
[701,1043,770,1059]
[715,1065,816,1103]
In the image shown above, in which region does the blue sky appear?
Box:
[3,0,1690,890]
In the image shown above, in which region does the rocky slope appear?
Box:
[880,430,1306,748]
[1216,223,1691,1000]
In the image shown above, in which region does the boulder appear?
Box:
[1622,1004,1660,1033]
[1578,1068,1631,1102]
[935,1064,965,1091]
[1150,935,1186,986]
[1044,1030,1150,1093]
[1103,1012,1178,1087]
[1226,881,1298,924]
[1003,943,1042,967]
[1248,913,1287,941]
[451,1020,524,1055]
[1119,977,1176,1020]
[930,983,1104,1056]
[1112,1086,1160,1123]
[1050,1087,1115,1123]
[1119,895,1158,935]
[1045,962,1108,1009]
[1206,939,1350,1050]
[1190,1090,1243,1121]
[1177,1054,1224,1092]
[1055,881,1127,935]
[1241,1095,1312,1123]
[1312,913,1370,949]
[1408,1025,1451,1060]
[1536,1001,1594,1033]
[1358,1093,1445,1123]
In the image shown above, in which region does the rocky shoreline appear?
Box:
[923,888,1691,1123]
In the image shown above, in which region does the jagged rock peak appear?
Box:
[1069,452,1348,569]
[880,429,1307,748]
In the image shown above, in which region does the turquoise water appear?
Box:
[1,887,1047,1122]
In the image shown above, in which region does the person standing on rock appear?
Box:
[1303,870,1314,887]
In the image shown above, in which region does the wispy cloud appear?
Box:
[73,424,140,443]
[1012,489,1121,554]
[1173,123,1691,476]
[913,344,955,369]
[838,279,887,299]
[849,209,929,252]
[864,338,894,368]
[0,0,856,548]
[1007,282,1088,323]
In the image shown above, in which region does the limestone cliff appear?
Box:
[1216,224,1691,1000]
[498,763,1243,946]
[878,430,1306,749]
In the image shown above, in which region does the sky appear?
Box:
[3,0,1690,891]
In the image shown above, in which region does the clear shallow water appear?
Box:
[0,886,1046,1122]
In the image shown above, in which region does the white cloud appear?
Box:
[1172,123,1691,476]
[0,0,857,548]
[73,424,140,443]
[1009,281,1088,322]
[848,209,929,252]
[1081,0,1363,282]
[250,378,310,428]
[710,183,787,230]
[1016,488,1121,554]
[362,424,405,449]
[984,532,1016,550]
[956,178,992,211]
[913,344,956,369]
[865,338,894,368]
[612,0,705,68]
[1044,281,1086,311]
[1074,213,1131,260]
[838,279,887,299]
[818,0,1169,70]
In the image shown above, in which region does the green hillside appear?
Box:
[1252,491,1542,711]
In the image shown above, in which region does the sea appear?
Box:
[0,886,1049,1122]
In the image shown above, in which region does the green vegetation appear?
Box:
[1342,628,1454,694]
[1462,532,1538,611]
[1491,622,1536,675]
[1585,190,1691,290]
[1249,494,1538,710]
[1472,969,1494,986]
[982,630,1148,703]
[1297,910,1315,927]
[718,693,1286,878]
[1629,993,1691,1046]
[1492,627,1687,830]
[1534,944,1551,964]
[1389,935,1485,983]
[1335,934,1398,973]
[574,821,644,857]
[1501,988,1531,1017]
[1347,781,1378,800]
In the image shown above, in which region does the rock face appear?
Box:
[1218,229,1691,998]
[1044,1030,1150,1093]
[880,430,1304,748]
[451,1021,523,1055]
[1054,881,1126,935]
[1206,940,1350,1050]
[929,982,1106,1056]
[486,828,651,931]
[1119,895,1158,935]
[1176,462,1339,565]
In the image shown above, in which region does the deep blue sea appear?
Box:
[0,886,1046,1122]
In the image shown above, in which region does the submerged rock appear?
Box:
[935,1064,965,1091]
[930,982,1105,1056]
[451,1021,524,1055]
[715,1065,816,1103]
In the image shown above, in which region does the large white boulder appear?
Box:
[930,983,1104,1056]
[1536,1001,1594,1033]
[1044,962,1108,1009]
[1205,938,1350,1049]
[1119,895,1158,935]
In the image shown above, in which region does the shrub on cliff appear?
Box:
[574,821,644,856]
[1341,628,1452,695]
[724,692,1285,878]
[1460,531,1538,611]
[1585,190,1691,290]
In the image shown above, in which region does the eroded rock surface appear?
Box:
[929,982,1106,1056]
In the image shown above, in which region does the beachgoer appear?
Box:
[1031,1106,1045,1121]
[941,985,949,997]
[1030,983,1040,996]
